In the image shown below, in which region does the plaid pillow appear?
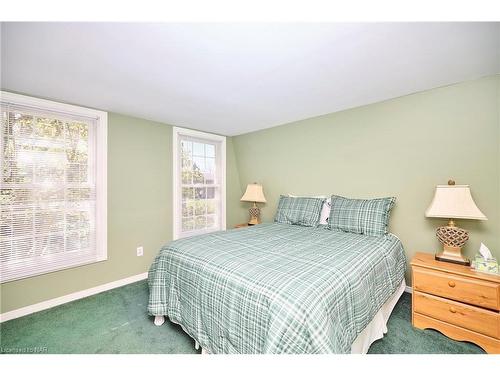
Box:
[328,195,396,236]
[274,195,325,227]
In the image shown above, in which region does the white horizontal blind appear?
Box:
[173,128,226,239]
[0,94,107,282]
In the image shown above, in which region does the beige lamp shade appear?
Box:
[241,183,267,203]
[425,185,487,220]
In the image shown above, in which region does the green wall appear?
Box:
[227,137,248,227]
[232,75,500,285]
[1,112,243,313]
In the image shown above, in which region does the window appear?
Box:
[173,127,226,239]
[0,92,107,282]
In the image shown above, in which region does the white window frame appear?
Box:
[173,126,226,240]
[0,91,107,282]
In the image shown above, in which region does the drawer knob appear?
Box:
[448,281,456,288]
[449,307,457,313]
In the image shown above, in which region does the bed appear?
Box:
[148,222,406,354]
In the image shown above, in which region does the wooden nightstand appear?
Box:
[234,223,257,228]
[411,252,500,353]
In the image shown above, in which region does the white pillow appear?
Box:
[288,194,331,225]
[319,197,332,225]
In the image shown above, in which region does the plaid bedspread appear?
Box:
[148,223,406,353]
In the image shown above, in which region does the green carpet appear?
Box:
[0,280,484,354]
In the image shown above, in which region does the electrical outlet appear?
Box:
[136,246,144,257]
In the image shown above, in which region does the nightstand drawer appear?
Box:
[414,292,500,339]
[413,268,500,310]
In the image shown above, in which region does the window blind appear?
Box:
[0,95,107,282]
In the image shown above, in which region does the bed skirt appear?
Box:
[350,279,406,354]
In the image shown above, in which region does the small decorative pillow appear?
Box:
[275,195,325,227]
[328,195,396,236]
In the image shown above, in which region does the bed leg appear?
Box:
[154,315,165,326]
[195,341,200,350]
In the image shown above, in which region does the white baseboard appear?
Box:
[0,272,148,323]
[405,285,413,294]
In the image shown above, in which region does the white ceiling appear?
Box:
[1,22,499,136]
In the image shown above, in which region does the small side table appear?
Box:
[234,223,257,228]
[411,252,500,353]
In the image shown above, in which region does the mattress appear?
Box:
[148,222,406,353]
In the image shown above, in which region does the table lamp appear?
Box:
[425,180,487,265]
[241,183,267,225]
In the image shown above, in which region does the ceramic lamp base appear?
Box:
[248,203,261,225]
[435,245,470,266]
[248,217,259,225]
[434,222,471,266]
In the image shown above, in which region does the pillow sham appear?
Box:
[288,194,331,225]
[328,195,396,236]
[275,195,325,227]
